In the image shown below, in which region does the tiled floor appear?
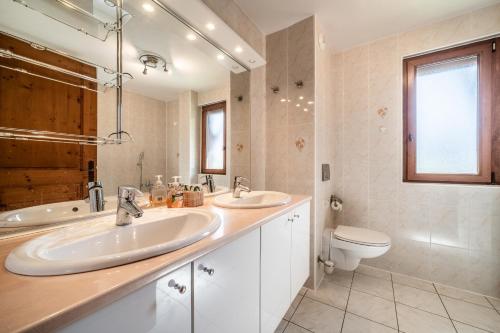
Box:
[276,265,500,333]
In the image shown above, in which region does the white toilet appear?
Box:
[323,225,391,271]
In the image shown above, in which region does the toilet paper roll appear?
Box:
[331,201,343,211]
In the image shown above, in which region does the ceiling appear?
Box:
[233,0,500,51]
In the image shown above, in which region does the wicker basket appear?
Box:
[183,191,204,207]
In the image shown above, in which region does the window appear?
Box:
[201,101,226,174]
[403,38,499,184]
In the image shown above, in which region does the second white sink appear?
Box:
[213,191,291,209]
[5,208,221,276]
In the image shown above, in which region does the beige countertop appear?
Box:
[0,195,311,333]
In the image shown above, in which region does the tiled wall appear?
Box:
[266,17,317,286]
[330,4,500,297]
[98,90,166,195]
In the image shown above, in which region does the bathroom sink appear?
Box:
[213,191,291,209]
[5,208,221,276]
[0,196,150,228]
[204,186,230,197]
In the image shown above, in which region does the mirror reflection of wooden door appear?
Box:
[0,33,97,211]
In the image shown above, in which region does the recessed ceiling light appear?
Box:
[299,96,304,100]
[142,3,154,12]
[186,33,197,41]
[206,23,215,31]
[235,46,243,53]
[217,54,225,60]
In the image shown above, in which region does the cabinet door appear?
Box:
[58,264,191,333]
[194,229,260,333]
[261,214,292,333]
[291,202,310,298]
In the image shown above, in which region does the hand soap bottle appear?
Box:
[167,176,184,208]
[151,175,167,207]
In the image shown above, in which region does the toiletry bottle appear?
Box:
[167,176,184,208]
[151,175,167,207]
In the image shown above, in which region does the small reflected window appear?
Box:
[201,101,226,174]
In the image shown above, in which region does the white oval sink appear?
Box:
[213,191,291,209]
[0,196,150,228]
[5,208,221,276]
[204,186,230,197]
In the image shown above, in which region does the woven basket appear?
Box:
[183,191,204,207]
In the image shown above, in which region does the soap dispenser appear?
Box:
[151,175,167,207]
[167,176,184,208]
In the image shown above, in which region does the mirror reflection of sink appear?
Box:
[5,208,221,276]
[204,186,230,197]
[213,191,291,209]
[0,196,150,228]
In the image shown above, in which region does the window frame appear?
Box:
[201,101,227,175]
[403,40,494,184]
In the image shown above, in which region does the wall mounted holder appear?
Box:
[295,80,304,89]
[271,86,280,94]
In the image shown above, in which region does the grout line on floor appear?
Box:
[346,310,399,331]
[390,273,400,332]
[302,294,347,312]
[433,283,458,333]
[450,318,496,333]
[484,297,500,316]
[339,270,354,332]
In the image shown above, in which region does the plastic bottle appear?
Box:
[151,175,167,207]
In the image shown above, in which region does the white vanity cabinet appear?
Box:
[261,202,310,333]
[193,228,260,333]
[58,264,192,333]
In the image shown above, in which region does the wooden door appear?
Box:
[0,33,97,211]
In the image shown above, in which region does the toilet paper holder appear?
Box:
[330,195,342,205]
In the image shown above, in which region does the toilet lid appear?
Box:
[334,225,390,246]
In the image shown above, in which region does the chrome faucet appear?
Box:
[116,186,144,226]
[200,174,216,193]
[88,181,105,212]
[233,176,250,198]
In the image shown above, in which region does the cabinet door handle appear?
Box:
[168,279,187,294]
[288,217,294,223]
[198,264,215,276]
[294,214,300,218]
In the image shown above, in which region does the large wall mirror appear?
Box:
[0,0,254,237]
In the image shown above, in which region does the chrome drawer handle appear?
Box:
[294,214,300,218]
[198,264,215,276]
[168,279,187,294]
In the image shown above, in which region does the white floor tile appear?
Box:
[305,279,350,309]
[351,273,394,300]
[290,297,344,333]
[342,312,396,333]
[283,323,312,333]
[453,321,492,333]
[325,269,354,288]
[435,284,492,308]
[393,283,447,317]
[442,296,500,333]
[347,289,397,329]
[391,272,436,293]
[396,303,455,333]
[285,294,304,320]
[356,264,392,281]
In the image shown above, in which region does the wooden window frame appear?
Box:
[403,39,496,184]
[201,101,227,175]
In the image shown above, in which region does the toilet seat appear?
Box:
[334,225,390,247]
